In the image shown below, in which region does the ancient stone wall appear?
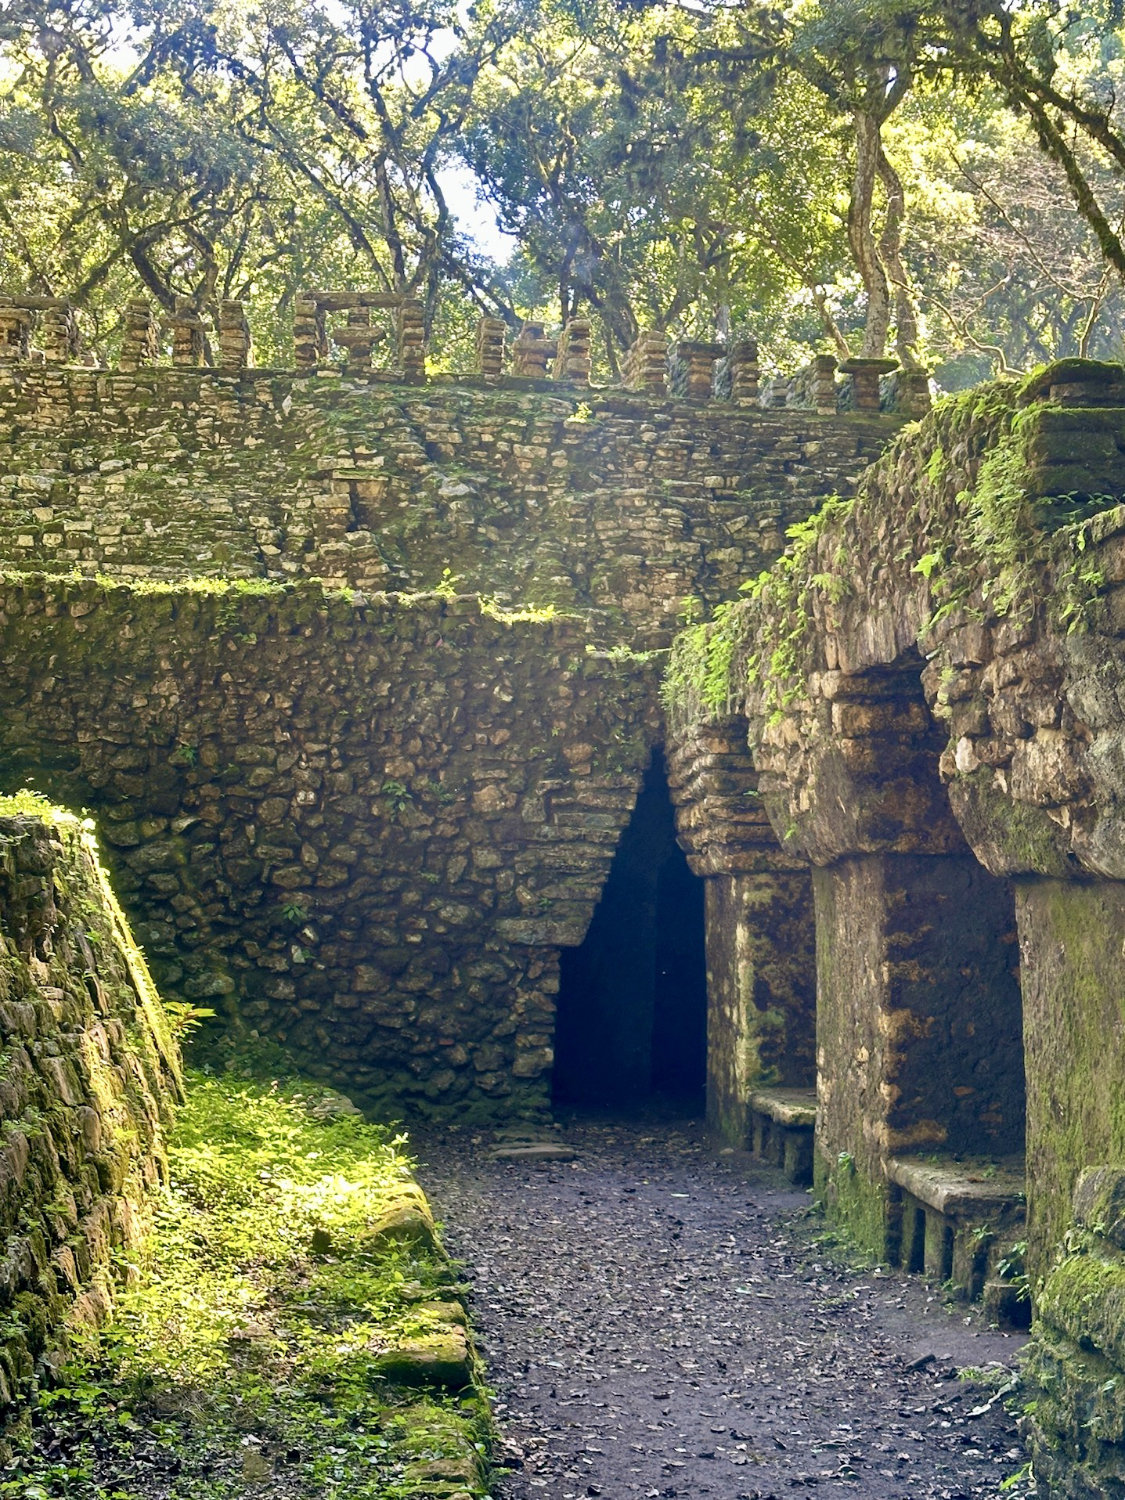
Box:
[0,801,180,1449]
[665,721,814,1143]
[0,369,889,644]
[664,360,1125,1497]
[0,576,664,1117]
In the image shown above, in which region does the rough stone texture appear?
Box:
[813,853,1023,1255]
[0,361,900,1121]
[701,874,815,1144]
[665,719,815,1143]
[0,807,180,1447]
[1018,879,1125,1272]
[1025,1171,1125,1498]
[0,577,664,1117]
[662,364,1125,1496]
[0,369,890,645]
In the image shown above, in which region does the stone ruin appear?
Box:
[2,288,1125,1492]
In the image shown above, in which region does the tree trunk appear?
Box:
[849,107,891,358]
[876,146,922,370]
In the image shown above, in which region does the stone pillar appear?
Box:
[812,354,838,415]
[1016,878,1125,1276]
[476,316,507,376]
[728,339,760,405]
[553,318,591,384]
[898,368,932,417]
[667,720,814,1146]
[332,306,379,373]
[217,300,251,374]
[673,340,725,400]
[624,330,668,395]
[813,852,1023,1258]
[511,322,554,378]
[1024,1165,1125,1494]
[838,356,898,413]
[119,298,160,372]
[760,374,790,408]
[168,299,208,367]
[38,300,80,364]
[0,299,32,363]
[396,298,425,380]
[293,292,328,371]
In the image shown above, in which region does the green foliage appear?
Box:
[0,0,526,361]
[0,1072,490,1499]
[663,495,854,723]
[381,779,414,815]
[161,1002,217,1041]
[0,789,61,820]
[997,1239,1032,1303]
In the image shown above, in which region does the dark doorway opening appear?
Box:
[552,750,707,1110]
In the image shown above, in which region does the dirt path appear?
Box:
[416,1112,1033,1500]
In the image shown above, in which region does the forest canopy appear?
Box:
[2,0,1125,383]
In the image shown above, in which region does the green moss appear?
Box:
[1,1072,492,1498]
[1038,1242,1125,1370]
[1018,358,1125,404]
[948,767,1070,877]
[814,1145,891,1263]
[662,495,853,724]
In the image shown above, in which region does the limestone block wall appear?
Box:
[0,577,662,1117]
[0,803,180,1450]
[0,370,890,643]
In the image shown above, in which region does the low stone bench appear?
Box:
[887,1154,1026,1306]
[748,1087,816,1185]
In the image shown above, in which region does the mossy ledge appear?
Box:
[2,1071,494,1499]
[664,372,1125,736]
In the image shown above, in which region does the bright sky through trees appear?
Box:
[2,0,1125,379]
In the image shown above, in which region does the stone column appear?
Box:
[37,300,80,364]
[673,340,725,400]
[0,300,32,363]
[838,356,898,413]
[168,299,209,366]
[476,316,507,376]
[667,719,815,1146]
[332,307,379,373]
[217,300,251,374]
[898,368,932,417]
[812,354,838,415]
[293,293,328,371]
[728,339,760,405]
[119,298,160,372]
[813,852,1022,1256]
[1012,880,1125,1274]
[511,322,554,378]
[396,298,425,380]
[752,664,1025,1258]
[553,318,591,384]
[624,330,668,395]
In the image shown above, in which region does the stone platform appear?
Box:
[748,1086,817,1185]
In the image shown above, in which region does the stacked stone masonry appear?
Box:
[0,368,889,646]
[8,299,1125,1493]
[663,359,1125,1497]
[0,808,180,1451]
[0,580,667,1117]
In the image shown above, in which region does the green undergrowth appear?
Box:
[0,1072,491,1500]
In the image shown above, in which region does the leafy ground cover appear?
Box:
[0,1072,492,1500]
